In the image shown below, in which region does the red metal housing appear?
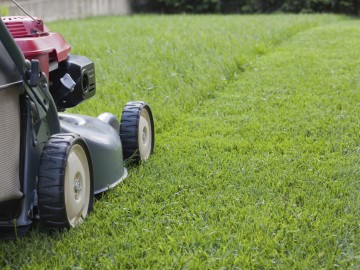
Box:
[1,16,71,77]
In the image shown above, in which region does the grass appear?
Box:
[1,14,360,269]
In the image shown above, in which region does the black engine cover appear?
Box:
[49,55,96,109]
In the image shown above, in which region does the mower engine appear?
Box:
[3,16,95,109]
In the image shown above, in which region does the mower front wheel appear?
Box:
[38,134,93,230]
[120,101,154,163]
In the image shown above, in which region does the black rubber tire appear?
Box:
[120,101,155,163]
[37,134,93,230]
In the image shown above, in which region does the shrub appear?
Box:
[132,0,358,15]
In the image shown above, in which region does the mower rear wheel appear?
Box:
[120,101,154,163]
[38,134,93,230]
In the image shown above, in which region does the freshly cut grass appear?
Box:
[1,15,359,269]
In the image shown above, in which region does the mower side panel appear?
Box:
[59,113,127,194]
[0,82,23,218]
[0,39,29,237]
[0,84,47,238]
[0,22,61,238]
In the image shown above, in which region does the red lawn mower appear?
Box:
[0,14,154,239]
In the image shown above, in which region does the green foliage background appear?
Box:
[133,0,359,15]
[0,6,9,16]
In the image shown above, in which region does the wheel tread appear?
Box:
[120,101,155,163]
[37,133,93,230]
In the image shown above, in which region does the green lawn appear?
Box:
[1,14,360,269]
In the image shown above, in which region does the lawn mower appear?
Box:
[0,16,154,239]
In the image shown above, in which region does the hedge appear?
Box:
[132,0,359,15]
